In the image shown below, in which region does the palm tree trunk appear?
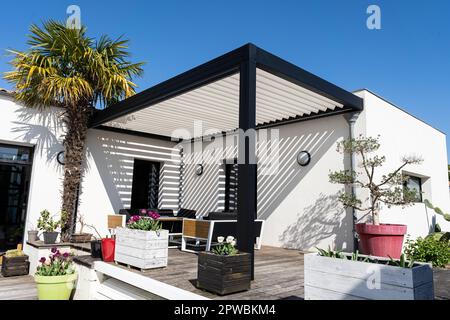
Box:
[60,105,90,241]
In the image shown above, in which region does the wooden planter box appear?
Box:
[115,227,169,270]
[1,255,30,277]
[197,252,251,295]
[304,253,434,300]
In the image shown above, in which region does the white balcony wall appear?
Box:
[354,90,450,238]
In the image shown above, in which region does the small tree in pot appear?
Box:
[37,210,69,244]
[329,136,422,258]
[71,214,93,243]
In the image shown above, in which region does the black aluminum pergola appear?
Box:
[90,43,363,278]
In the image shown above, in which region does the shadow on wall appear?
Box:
[278,193,351,251]
[88,131,180,213]
[12,107,63,168]
[257,129,337,220]
[181,142,236,216]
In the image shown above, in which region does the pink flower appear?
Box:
[39,257,46,264]
[128,215,141,224]
[139,209,147,215]
[147,211,160,220]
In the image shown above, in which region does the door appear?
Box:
[130,159,161,210]
[0,143,33,252]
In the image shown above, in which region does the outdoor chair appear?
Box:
[181,218,264,253]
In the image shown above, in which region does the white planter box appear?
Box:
[304,253,434,300]
[115,228,169,270]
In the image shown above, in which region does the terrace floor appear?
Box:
[0,246,449,300]
[112,246,305,300]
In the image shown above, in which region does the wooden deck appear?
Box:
[0,246,448,300]
[0,275,37,300]
[112,246,305,300]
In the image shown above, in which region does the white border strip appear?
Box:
[94,261,209,300]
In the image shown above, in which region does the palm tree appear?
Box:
[4,21,144,240]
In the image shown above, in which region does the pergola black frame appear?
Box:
[90,43,364,279]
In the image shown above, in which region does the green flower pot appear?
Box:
[34,273,77,300]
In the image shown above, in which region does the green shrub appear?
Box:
[404,237,450,268]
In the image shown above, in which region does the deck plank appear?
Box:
[0,275,37,300]
[111,246,306,300]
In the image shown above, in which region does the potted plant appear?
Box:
[1,249,30,277]
[71,214,93,243]
[115,211,169,269]
[329,136,422,258]
[84,223,104,259]
[34,248,77,300]
[37,210,68,244]
[27,222,39,242]
[197,236,251,295]
[304,247,434,300]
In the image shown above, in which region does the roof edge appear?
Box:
[353,88,446,136]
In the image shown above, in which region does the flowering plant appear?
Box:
[127,211,161,231]
[212,236,238,256]
[35,247,75,276]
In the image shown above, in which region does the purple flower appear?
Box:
[39,257,46,264]
[147,211,160,220]
[51,247,57,253]
[62,252,69,258]
[128,215,141,224]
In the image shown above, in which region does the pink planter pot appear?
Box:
[356,223,407,259]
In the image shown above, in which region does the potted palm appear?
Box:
[34,248,77,300]
[329,136,422,258]
[115,211,169,269]
[37,210,68,244]
[4,21,143,241]
[197,236,251,295]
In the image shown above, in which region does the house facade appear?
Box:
[0,46,449,254]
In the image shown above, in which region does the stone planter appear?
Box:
[27,230,39,242]
[43,232,59,244]
[35,273,78,300]
[197,252,251,295]
[304,253,434,300]
[1,255,30,277]
[115,227,169,270]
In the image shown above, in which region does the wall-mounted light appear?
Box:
[57,151,65,165]
[296,151,311,167]
[195,164,204,176]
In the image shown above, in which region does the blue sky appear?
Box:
[0,0,449,160]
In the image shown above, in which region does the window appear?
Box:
[404,175,423,203]
[224,160,238,212]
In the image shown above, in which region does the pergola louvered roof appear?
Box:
[90,44,363,139]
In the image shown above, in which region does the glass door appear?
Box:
[0,143,33,252]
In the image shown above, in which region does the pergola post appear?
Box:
[237,47,257,280]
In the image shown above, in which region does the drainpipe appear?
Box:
[345,112,360,253]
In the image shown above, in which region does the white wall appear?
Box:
[79,129,180,237]
[0,95,181,244]
[180,115,354,251]
[354,90,450,238]
[0,94,66,243]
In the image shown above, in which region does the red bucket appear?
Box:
[101,238,116,262]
